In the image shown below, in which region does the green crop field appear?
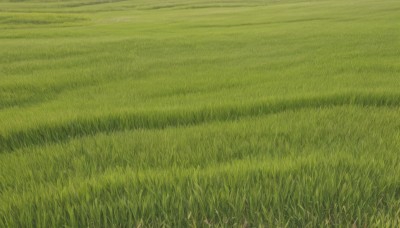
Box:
[1,0,400,226]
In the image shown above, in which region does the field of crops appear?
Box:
[1,0,400,226]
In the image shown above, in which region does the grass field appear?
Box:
[1,0,400,226]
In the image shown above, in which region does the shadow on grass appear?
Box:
[1,91,400,153]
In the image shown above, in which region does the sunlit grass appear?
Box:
[0,0,400,226]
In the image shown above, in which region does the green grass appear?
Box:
[1,0,400,226]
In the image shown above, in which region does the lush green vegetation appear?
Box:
[1,0,400,226]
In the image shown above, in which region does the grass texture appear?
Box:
[1,0,400,226]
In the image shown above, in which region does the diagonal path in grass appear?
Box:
[1,91,400,153]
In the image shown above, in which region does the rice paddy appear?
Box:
[1,0,400,226]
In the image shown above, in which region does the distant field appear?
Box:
[1,0,400,226]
